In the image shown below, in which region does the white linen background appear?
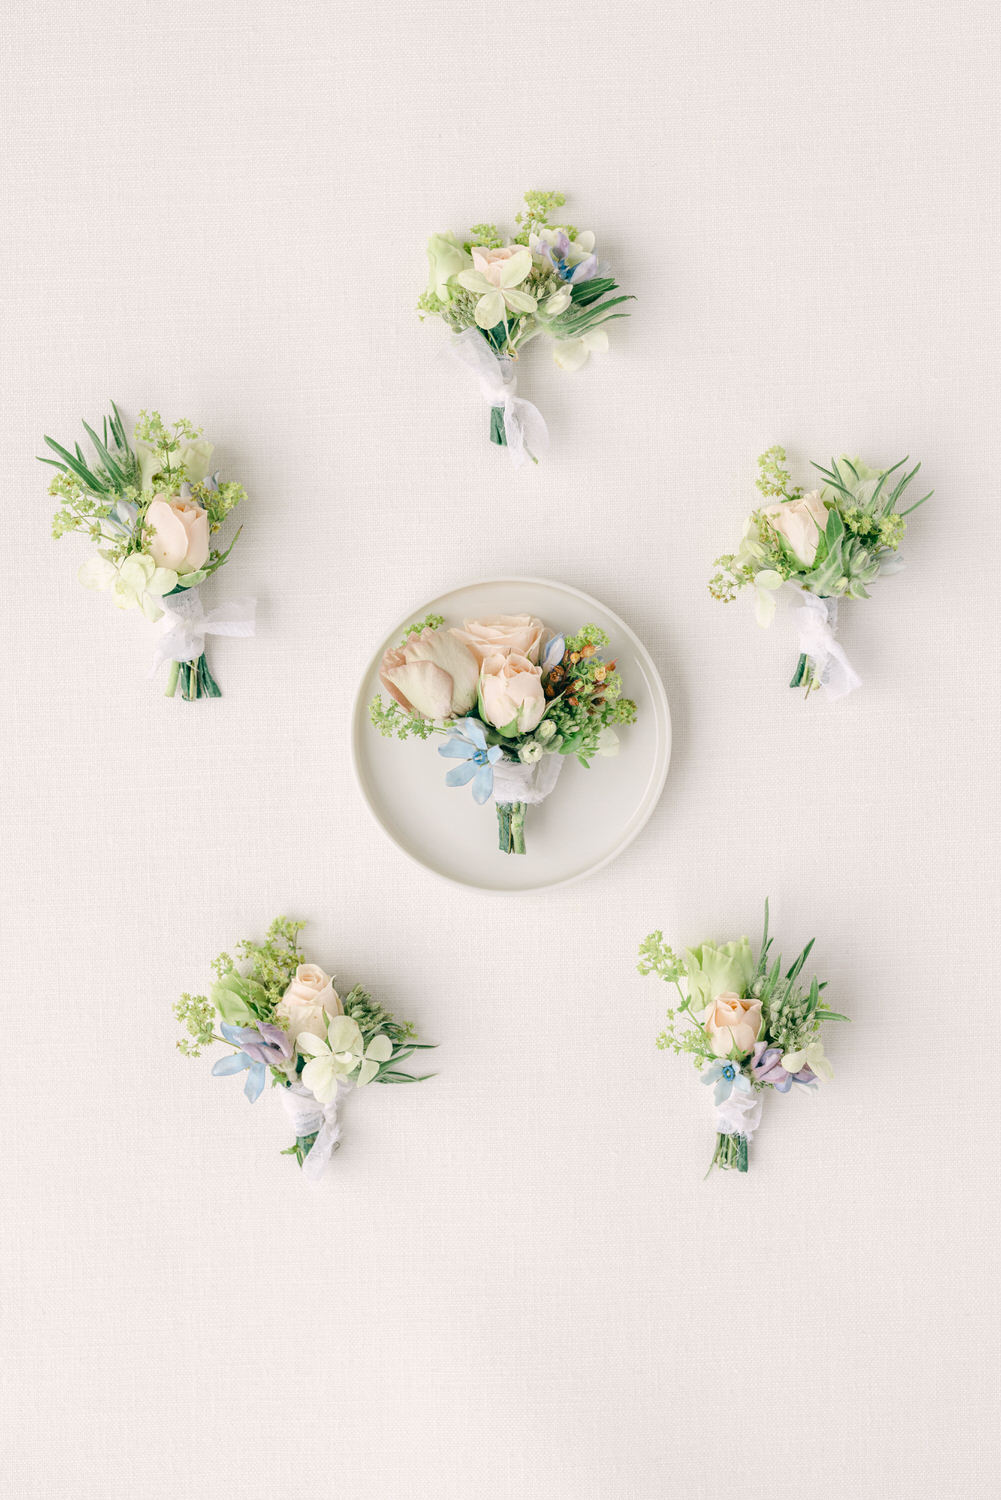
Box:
[1,1,998,1496]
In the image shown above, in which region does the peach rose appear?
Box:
[470,245,529,286]
[146,495,210,575]
[450,614,545,665]
[276,963,343,1045]
[380,626,479,720]
[761,489,829,567]
[479,651,546,734]
[702,991,763,1058]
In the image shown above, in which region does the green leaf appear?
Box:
[42,435,106,493]
[210,975,256,1025]
[82,420,126,486]
[785,937,815,983]
[899,489,933,516]
[203,526,243,577]
[569,276,618,307]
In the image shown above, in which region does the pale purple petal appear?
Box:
[568,254,598,283]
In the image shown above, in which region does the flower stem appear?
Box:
[489,406,507,447]
[173,652,222,701]
[789,653,809,688]
[496,801,527,854]
[295,1132,318,1167]
[790,653,822,697]
[709,1132,750,1173]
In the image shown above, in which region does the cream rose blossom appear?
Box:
[146,496,210,575]
[479,651,546,734]
[379,626,479,720]
[450,614,545,665]
[276,963,343,1045]
[762,489,829,567]
[470,246,527,286]
[702,991,763,1058]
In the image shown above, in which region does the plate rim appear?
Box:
[350,574,672,895]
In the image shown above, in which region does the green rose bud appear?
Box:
[683,938,756,1010]
[426,232,472,303]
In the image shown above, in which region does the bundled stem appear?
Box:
[489,406,507,447]
[710,1133,749,1173]
[496,801,527,854]
[789,654,821,697]
[164,653,222,701]
[293,1132,318,1167]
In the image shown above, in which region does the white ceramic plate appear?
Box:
[351,577,671,893]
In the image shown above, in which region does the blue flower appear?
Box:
[540,635,565,673]
[211,1021,293,1103]
[438,717,503,805]
[701,1058,753,1107]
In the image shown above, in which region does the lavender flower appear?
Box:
[212,1022,293,1103]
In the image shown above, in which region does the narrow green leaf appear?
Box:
[786,936,815,982]
[42,436,105,492]
[82,421,126,485]
[899,490,932,516]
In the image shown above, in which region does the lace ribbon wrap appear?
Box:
[786,586,861,699]
[278,1080,351,1184]
[714,1088,763,1141]
[449,328,549,468]
[491,753,564,806]
[149,590,256,676]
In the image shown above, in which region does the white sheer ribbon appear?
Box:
[450,328,549,468]
[715,1089,763,1141]
[786,586,861,700]
[492,754,564,806]
[278,1080,351,1185]
[149,591,256,675]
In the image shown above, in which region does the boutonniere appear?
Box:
[709,447,931,698]
[638,904,848,1173]
[41,404,254,699]
[370,611,636,854]
[175,918,435,1180]
[419,190,633,465]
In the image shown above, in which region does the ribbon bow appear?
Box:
[491,753,564,807]
[149,591,256,676]
[786,586,862,700]
[450,328,549,468]
[278,1080,351,1185]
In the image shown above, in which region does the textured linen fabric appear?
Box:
[1,2,999,1497]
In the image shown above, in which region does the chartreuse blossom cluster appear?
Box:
[638,903,848,1174]
[419,189,634,451]
[709,446,932,695]
[175,918,434,1173]
[370,612,637,855]
[40,404,247,700]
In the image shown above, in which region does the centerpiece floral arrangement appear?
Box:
[175,918,434,1181]
[40,404,254,699]
[709,446,932,698]
[638,903,848,1173]
[419,189,633,465]
[370,612,637,854]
